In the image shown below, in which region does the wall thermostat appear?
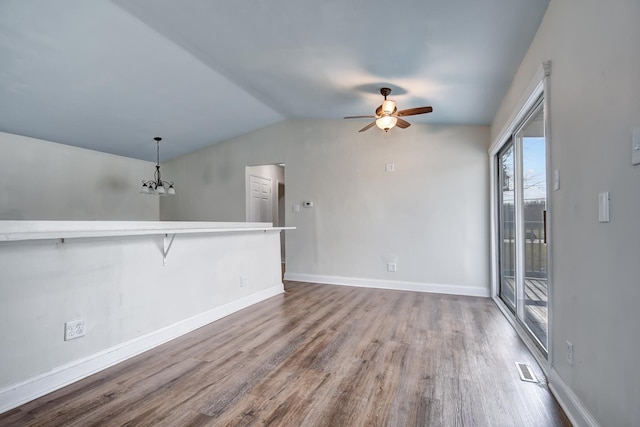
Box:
[303,201,313,208]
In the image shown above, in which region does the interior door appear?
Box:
[249,175,273,223]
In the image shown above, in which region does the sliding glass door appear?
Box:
[497,142,516,311]
[496,98,548,352]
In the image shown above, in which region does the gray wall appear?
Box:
[161,119,491,295]
[491,0,640,425]
[0,224,282,392]
[0,132,158,220]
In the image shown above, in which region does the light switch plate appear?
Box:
[633,128,640,166]
[553,170,560,191]
[598,192,610,223]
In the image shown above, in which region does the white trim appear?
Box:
[542,61,555,368]
[548,368,601,427]
[284,273,490,297]
[489,62,550,156]
[0,284,284,414]
[489,153,499,298]
[514,123,526,320]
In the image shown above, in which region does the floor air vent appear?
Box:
[515,362,538,383]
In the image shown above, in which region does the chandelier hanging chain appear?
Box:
[154,139,162,181]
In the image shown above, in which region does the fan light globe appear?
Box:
[376,116,397,131]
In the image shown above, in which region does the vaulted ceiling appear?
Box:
[0,0,548,161]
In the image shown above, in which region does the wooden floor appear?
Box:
[1,282,570,427]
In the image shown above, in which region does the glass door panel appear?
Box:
[498,142,516,310]
[517,103,548,350]
[495,97,548,355]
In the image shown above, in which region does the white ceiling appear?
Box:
[0,0,548,161]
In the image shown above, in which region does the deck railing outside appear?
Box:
[501,220,546,278]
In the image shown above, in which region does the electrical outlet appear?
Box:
[387,263,397,272]
[240,276,248,287]
[65,320,85,341]
[566,340,573,366]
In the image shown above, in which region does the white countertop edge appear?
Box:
[0,221,295,242]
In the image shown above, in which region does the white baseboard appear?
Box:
[284,273,490,297]
[548,368,600,427]
[0,283,284,415]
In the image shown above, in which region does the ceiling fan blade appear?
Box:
[396,106,433,117]
[344,115,376,119]
[359,122,376,132]
[396,118,411,129]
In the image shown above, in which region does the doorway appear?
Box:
[245,164,286,266]
[496,97,549,353]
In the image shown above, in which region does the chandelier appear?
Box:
[141,137,175,195]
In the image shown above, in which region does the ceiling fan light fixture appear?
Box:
[376,115,397,132]
[344,87,432,133]
[382,99,396,115]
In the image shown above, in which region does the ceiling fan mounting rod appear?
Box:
[380,87,391,99]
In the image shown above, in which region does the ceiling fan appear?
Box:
[344,87,433,132]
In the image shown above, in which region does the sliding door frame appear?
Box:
[489,61,553,371]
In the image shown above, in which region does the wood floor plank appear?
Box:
[0,282,571,427]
